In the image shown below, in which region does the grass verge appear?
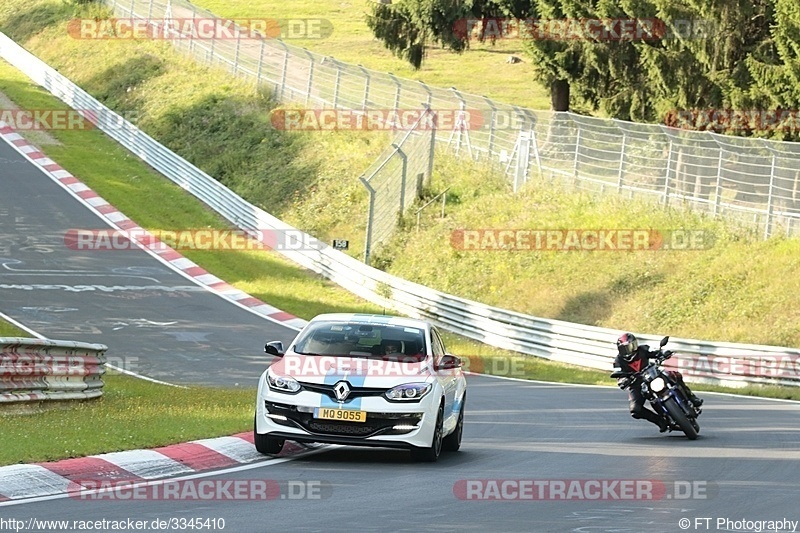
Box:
[0,319,28,337]
[0,374,254,466]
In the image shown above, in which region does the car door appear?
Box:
[431,327,458,427]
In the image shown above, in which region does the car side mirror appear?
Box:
[659,336,669,348]
[264,341,285,357]
[435,354,462,371]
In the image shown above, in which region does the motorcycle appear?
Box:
[611,336,701,440]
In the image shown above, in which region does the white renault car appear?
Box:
[254,313,467,462]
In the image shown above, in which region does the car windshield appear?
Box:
[293,321,426,361]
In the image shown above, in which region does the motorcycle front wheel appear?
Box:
[664,397,699,440]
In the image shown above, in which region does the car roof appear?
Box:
[307,313,431,331]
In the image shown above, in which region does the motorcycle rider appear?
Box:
[614,332,703,432]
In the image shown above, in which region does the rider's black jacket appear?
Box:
[613,344,659,386]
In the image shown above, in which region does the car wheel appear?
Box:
[442,392,465,452]
[410,402,444,462]
[253,415,284,455]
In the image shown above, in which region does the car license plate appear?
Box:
[314,408,367,423]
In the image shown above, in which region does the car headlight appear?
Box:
[384,383,432,402]
[649,377,666,392]
[267,371,301,394]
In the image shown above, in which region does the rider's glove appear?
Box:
[617,377,631,389]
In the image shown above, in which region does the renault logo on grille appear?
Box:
[333,381,351,402]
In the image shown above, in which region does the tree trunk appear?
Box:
[551,79,570,111]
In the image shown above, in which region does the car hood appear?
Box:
[269,354,432,387]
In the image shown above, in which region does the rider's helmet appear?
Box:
[616,332,639,361]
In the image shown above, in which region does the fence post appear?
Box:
[233,31,241,75]
[419,81,433,109]
[147,0,154,21]
[209,18,217,62]
[255,38,266,88]
[713,149,723,216]
[427,108,436,187]
[573,124,581,180]
[304,49,315,106]
[129,0,136,17]
[663,140,673,206]
[616,132,626,193]
[450,88,466,154]
[394,144,408,212]
[483,96,496,159]
[360,176,376,265]
[278,41,290,101]
[389,73,401,110]
[359,65,370,109]
[519,109,539,180]
[765,153,777,239]
[161,0,173,40]
[530,127,542,177]
[188,8,196,53]
[514,131,531,193]
[332,60,342,108]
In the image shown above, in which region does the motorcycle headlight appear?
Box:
[384,383,432,402]
[267,370,301,394]
[649,377,666,392]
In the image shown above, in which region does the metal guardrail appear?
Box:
[105,0,800,239]
[0,338,107,403]
[1,32,799,389]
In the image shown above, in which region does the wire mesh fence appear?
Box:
[107,0,800,241]
[359,108,436,264]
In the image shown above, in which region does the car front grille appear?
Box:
[265,402,422,437]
